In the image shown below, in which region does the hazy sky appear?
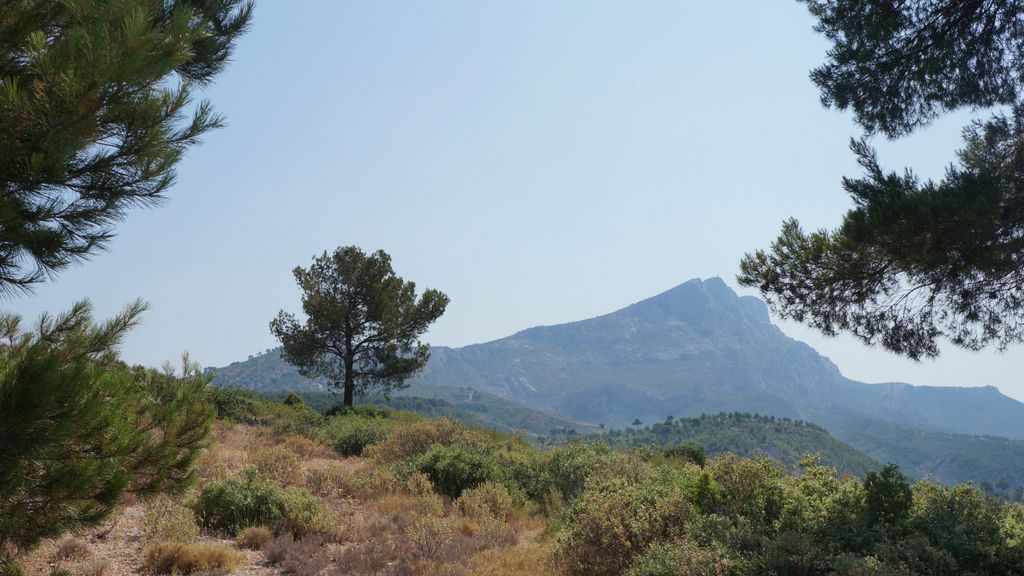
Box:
[16,1,1024,401]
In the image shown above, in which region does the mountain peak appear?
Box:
[617,277,770,328]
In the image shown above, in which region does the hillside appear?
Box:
[264,386,600,438]
[595,412,880,477]
[211,278,1024,492]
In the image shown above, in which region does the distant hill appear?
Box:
[595,412,880,477]
[211,277,1024,491]
[263,386,600,438]
[820,412,1024,494]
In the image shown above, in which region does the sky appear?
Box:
[15,1,1024,401]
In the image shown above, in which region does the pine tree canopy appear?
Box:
[0,0,253,295]
[270,247,450,407]
[740,1,1024,359]
[0,301,215,548]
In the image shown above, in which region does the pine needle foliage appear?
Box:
[0,301,215,549]
[0,0,253,294]
[741,1,1024,359]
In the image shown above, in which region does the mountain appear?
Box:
[415,278,1024,439]
[211,277,1024,488]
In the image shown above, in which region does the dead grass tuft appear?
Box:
[143,494,199,543]
[235,525,273,550]
[79,559,111,576]
[303,460,355,498]
[247,446,305,487]
[51,538,90,561]
[262,538,329,576]
[142,542,244,574]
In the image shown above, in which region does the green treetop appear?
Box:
[271,246,450,407]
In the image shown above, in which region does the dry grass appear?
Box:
[456,540,557,576]
[371,494,443,518]
[143,494,199,543]
[142,542,244,574]
[13,419,554,576]
[281,435,324,459]
[235,525,273,550]
[51,539,90,562]
[303,460,355,498]
[247,446,305,487]
[262,538,330,576]
[78,559,111,576]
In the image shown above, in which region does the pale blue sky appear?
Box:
[16,1,1024,400]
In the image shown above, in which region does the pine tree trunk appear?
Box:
[343,358,354,407]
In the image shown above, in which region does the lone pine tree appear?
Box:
[270,247,449,407]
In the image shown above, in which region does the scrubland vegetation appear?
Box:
[6,389,1023,576]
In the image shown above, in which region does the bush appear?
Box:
[283,393,305,407]
[279,487,334,538]
[144,494,199,543]
[353,467,401,498]
[143,542,244,574]
[248,446,305,486]
[454,482,516,521]
[417,445,510,499]
[263,538,330,576]
[543,442,649,503]
[304,461,356,497]
[193,471,286,534]
[333,424,390,457]
[51,538,91,561]
[405,472,435,497]
[405,516,457,561]
[624,541,736,576]
[704,455,784,532]
[554,469,702,576]
[663,443,706,467]
[236,525,273,550]
[365,418,465,464]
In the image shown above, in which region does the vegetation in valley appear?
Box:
[588,412,881,477]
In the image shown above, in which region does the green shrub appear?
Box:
[365,418,466,464]
[416,445,510,499]
[333,423,390,457]
[279,487,333,538]
[326,404,390,418]
[543,442,649,503]
[663,443,706,467]
[193,470,286,534]
[554,469,702,576]
[283,392,304,406]
[624,541,737,576]
[193,470,331,538]
[454,481,516,521]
